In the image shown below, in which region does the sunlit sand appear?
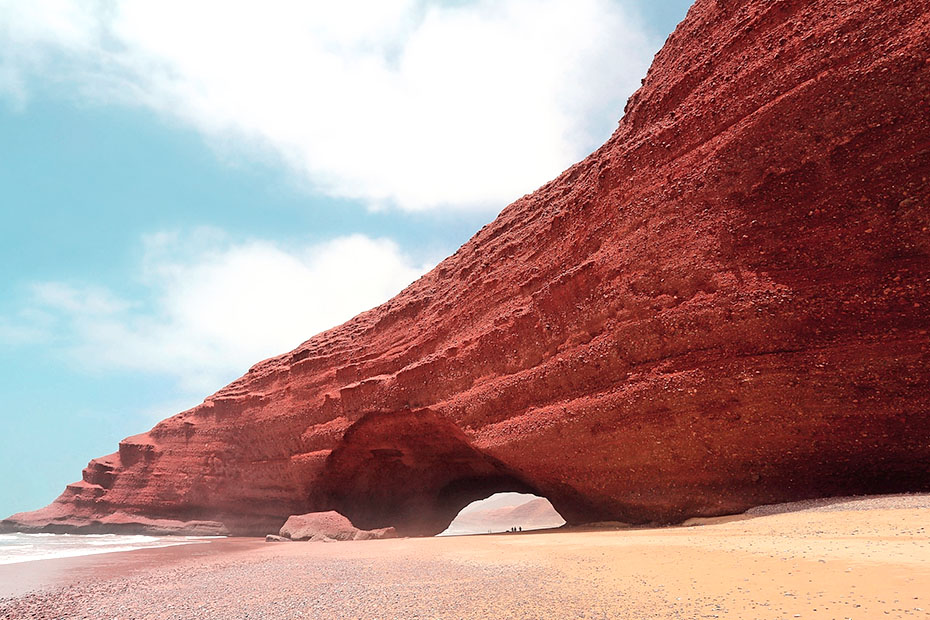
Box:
[2,494,927,619]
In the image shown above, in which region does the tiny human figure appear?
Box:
[519,526,522,532]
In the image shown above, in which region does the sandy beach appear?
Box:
[1,495,928,619]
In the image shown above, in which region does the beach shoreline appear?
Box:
[1,494,928,619]
[0,537,265,600]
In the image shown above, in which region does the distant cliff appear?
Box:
[446,498,566,534]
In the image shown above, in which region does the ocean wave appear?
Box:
[0,533,218,565]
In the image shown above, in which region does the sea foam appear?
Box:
[0,532,220,565]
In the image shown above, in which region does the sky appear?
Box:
[0,0,694,519]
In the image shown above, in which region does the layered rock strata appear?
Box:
[4,0,929,536]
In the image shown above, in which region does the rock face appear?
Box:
[3,0,929,537]
[279,511,397,541]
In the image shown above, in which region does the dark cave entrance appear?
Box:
[317,408,565,537]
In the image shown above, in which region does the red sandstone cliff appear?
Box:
[4,0,930,536]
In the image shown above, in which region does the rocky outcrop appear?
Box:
[3,0,929,537]
[0,505,228,536]
[279,511,397,542]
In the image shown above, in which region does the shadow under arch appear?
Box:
[316,407,550,536]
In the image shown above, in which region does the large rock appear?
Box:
[3,0,929,537]
[279,511,396,541]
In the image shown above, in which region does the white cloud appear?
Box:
[12,230,433,395]
[0,0,654,211]
[30,282,132,315]
[0,317,48,346]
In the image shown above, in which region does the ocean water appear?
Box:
[0,532,220,565]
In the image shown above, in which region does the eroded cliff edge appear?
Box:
[5,0,929,536]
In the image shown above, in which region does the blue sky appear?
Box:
[0,0,693,518]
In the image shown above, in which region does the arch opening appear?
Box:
[316,407,564,537]
[439,491,566,536]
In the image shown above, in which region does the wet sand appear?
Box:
[2,495,928,619]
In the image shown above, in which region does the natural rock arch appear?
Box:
[3,0,929,537]
[315,409,550,536]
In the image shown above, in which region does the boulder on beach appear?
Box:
[279,511,397,542]
[264,534,291,542]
